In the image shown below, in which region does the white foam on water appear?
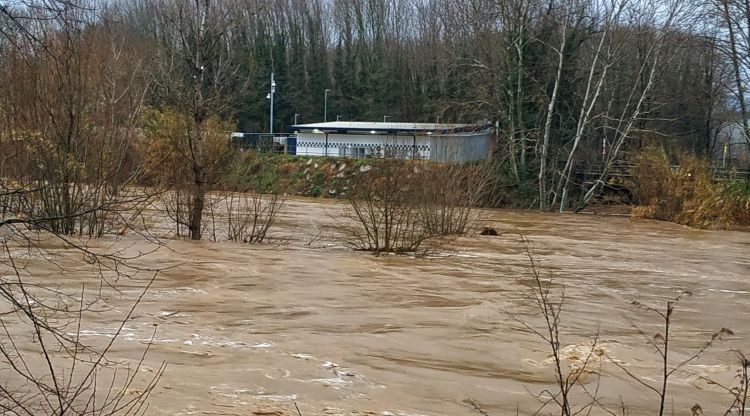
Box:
[708,288,750,295]
[291,353,314,360]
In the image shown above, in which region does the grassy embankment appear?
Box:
[232,151,750,230]
[228,153,477,198]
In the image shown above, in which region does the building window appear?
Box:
[338,146,370,158]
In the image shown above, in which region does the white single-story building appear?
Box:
[288,121,493,162]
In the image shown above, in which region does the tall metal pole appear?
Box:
[294,113,300,125]
[269,72,275,135]
[324,89,331,122]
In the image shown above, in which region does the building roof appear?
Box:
[289,121,490,134]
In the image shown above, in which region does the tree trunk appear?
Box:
[538,27,567,211]
[189,178,204,240]
[578,18,667,211]
[555,27,610,212]
[188,0,208,240]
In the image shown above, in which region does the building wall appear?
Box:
[295,132,491,161]
[428,133,492,162]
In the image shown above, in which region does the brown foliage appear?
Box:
[630,147,750,228]
[140,108,234,238]
[0,9,150,237]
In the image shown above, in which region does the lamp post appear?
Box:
[267,72,276,134]
[324,89,331,122]
[383,115,389,122]
[294,113,300,125]
[336,115,342,121]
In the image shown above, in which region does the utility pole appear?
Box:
[267,72,276,134]
[324,89,331,122]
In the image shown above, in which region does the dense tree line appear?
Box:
[1,0,749,227]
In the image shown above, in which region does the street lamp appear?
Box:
[294,113,300,125]
[324,89,331,122]
[266,72,276,135]
[383,115,389,122]
[336,115,342,121]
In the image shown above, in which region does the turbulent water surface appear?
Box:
[5,198,749,415]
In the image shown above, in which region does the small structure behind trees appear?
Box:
[290,122,492,162]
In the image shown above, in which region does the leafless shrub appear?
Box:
[607,293,733,416]
[502,236,745,416]
[724,352,750,416]
[203,194,222,242]
[340,160,489,255]
[0,231,164,415]
[160,189,192,239]
[224,191,284,244]
[208,153,288,245]
[339,161,433,254]
[420,162,490,237]
[513,236,604,416]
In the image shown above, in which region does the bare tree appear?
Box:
[0,0,153,236]
[149,0,247,240]
[575,0,695,211]
[552,0,628,211]
[0,3,165,414]
[713,0,750,152]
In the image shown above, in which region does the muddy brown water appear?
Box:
[2,198,749,415]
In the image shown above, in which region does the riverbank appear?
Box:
[231,153,750,231]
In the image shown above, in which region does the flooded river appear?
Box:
[3,198,749,415]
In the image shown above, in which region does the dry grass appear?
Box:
[630,147,750,228]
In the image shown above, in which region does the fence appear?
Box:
[230,133,297,154]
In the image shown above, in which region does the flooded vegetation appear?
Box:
[4,199,747,415]
[2,0,750,414]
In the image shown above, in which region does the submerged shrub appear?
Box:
[339,160,489,254]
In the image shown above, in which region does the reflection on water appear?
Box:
[4,198,749,415]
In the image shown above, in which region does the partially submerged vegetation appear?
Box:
[484,238,748,416]
[337,160,489,255]
[630,147,750,229]
[1,0,749,413]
